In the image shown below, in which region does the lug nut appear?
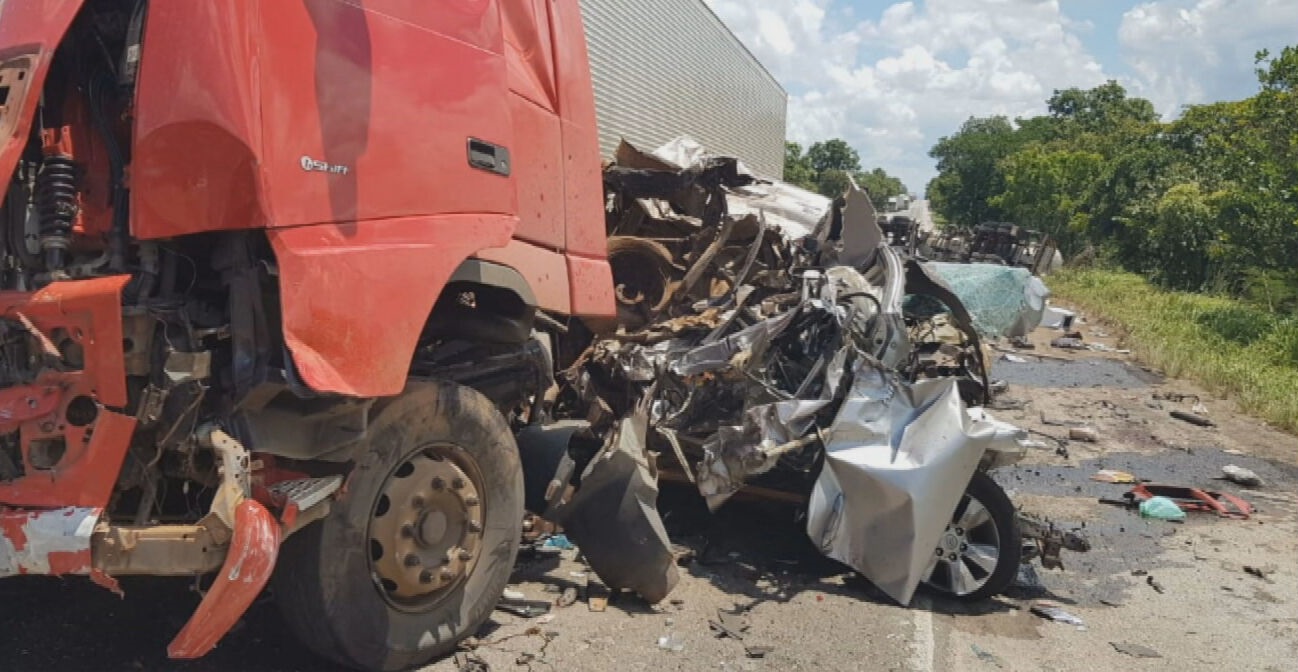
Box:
[955,527,964,536]
[440,568,455,581]
[935,548,944,557]
[412,496,425,509]
[419,570,434,584]
[960,543,968,552]
[464,495,480,507]
[467,520,482,533]
[948,554,958,562]
[452,477,466,490]
[400,524,415,539]
[458,549,473,562]
[432,477,446,490]
[404,554,421,567]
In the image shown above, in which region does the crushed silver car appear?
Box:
[519,139,1087,606]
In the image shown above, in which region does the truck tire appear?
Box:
[273,381,523,671]
[922,470,1021,601]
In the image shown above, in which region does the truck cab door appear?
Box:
[258,0,518,228]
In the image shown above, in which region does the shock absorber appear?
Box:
[35,133,78,272]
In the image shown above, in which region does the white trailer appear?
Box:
[580,0,788,178]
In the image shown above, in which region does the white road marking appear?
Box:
[911,594,935,672]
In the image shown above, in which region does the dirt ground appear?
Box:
[2,309,1296,672]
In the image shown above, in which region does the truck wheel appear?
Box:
[273,381,523,671]
[922,470,1020,601]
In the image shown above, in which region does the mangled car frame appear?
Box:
[525,140,1086,606]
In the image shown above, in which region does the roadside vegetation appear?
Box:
[1052,268,1298,433]
[926,45,1298,313]
[924,44,1298,432]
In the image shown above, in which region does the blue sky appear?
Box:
[703,0,1298,193]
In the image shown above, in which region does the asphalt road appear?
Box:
[2,316,1295,672]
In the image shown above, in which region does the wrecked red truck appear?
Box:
[1,2,1086,671]
[2,1,615,669]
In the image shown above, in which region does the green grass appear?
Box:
[1051,268,1298,434]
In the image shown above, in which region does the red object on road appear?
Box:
[1128,484,1252,520]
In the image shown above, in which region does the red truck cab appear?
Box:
[0,2,613,669]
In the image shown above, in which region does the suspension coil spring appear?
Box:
[35,154,78,270]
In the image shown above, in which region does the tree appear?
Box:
[783,142,817,190]
[926,116,1021,229]
[992,146,1103,254]
[805,139,861,175]
[1047,81,1158,135]
[784,138,906,199]
[923,43,1298,310]
[816,169,853,198]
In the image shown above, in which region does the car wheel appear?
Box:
[922,470,1020,601]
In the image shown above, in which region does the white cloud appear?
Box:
[1119,0,1298,116]
[704,1,1110,193]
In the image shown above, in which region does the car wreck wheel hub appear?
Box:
[928,493,1000,596]
[368,444,485,609]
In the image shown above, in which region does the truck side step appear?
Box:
[268,476,343,513]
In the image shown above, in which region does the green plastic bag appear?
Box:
[1139,496,1186,521]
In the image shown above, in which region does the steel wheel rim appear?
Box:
[367,442,487,612]
[926,491,1001,596]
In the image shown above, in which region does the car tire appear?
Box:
[922,469,1020,601]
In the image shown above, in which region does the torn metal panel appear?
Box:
[547,408,679,603]
[670,307,800,377]
[805,362,1014,606]
[695,398,828,510]
[0,507,99,577]
[836,178,882,269]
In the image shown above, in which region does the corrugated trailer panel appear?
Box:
[579,0,788,178]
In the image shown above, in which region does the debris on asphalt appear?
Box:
[970,643,1006,668]
[556,586,579,608]
[744,645,775,659]
[656,633,686,652]
[1017,513,1091,570]
[1050,337,1086,350]
[1030,600,1086,628]
[1244,565,1276,581]
[1091,469,1136,484]
[1129,483,1252,519]
[709,609,750,640]
[1002,353,1029,363]
[1170,410,1216,427]
[541,534,576,550]
[1139,496,1187,521]
[1154,391,1200,403]
[1110,641,1163,659]
[1146,576,1166,594]
[1222,464,1264,488]
[496,598,553,619]
[587,580,609,612]
[503,589,526,601]
[1068,427,1098,442]
[455,653,491,672]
